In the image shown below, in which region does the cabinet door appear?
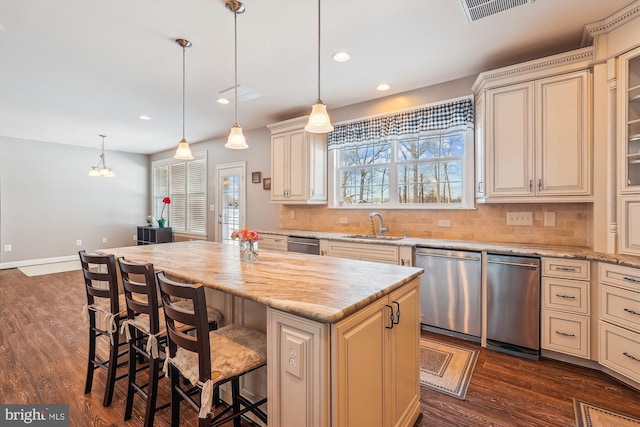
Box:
[308,132,327,202]
[332,297,388,427]
[621,196,640,256]
[388,280,420,427]
[271,133,289,201]
[486,82,534,197]
[287,130,309,201]
[536,71,590,196]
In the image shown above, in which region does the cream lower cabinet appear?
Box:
[598,263,640,385]
[257,233,288,252]
[268,116,327,204]
[473,48,592,203]
[266,278,420,427]
[331,279,420,427]
[320,240,413,266]
[541,257,591,358]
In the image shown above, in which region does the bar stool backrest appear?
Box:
[118,260,161,335]
[79,250,120,315]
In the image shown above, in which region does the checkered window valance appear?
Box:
[327,98,474,150]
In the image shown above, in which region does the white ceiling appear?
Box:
[0,0,634,154]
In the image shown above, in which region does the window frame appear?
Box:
[151,151,207,237]
[328,98,475,210]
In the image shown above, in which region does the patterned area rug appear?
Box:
[18,260,81,276]
[419,338,478,400]
[574,399,640,427]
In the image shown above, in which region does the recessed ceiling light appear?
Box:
[377,84,390,91]
[138,115,151,120]
[333,52,350,62]
[217,98,230,104]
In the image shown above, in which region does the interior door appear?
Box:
[216,162,246,244]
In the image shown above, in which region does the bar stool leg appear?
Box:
[144,356,162,427]
[103,325,120,407]
[124,331,137,420]
[84,319,97,395]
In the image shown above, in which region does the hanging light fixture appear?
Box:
[88,134,116,178]
[225,0,248,149]
[174,38,194,160]
[305,0,333,134]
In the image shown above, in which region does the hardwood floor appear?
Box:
[1,267,638,426]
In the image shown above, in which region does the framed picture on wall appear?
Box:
[263,178,271,190]
[251,172,261,183]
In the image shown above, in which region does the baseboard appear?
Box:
[0,254,78,270]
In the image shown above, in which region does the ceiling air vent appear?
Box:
[459,0,534,22]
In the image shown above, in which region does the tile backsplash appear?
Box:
[278,203,592,247]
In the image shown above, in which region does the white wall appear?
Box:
[0,136,148,267]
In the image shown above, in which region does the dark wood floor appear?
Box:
[1,267,639,426]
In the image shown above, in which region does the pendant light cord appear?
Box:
[234,6,239,127]
[182,44,186,140]
[316,0,321,104]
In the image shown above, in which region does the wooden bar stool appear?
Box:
[156,271,267,427]
[79,250,128,407]
[118,259,170,427]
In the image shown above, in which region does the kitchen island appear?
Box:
[101,240,423,427]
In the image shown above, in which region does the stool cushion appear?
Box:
[173,299,223,324]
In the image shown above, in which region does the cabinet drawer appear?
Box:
[322,241,399,265]
[258,234,288,252]
[542,310,589,358]
[599,321,640,383]
[542,277,589,315]
[600,284,640,332]
[599,263,640,292]
[542,258,590,280]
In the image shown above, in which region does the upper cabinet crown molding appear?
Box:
[581,1,640,47]
[472,47,594,93]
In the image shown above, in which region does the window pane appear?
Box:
[398,160,462,204]
[338,167,389,204]
[339,142,391,167]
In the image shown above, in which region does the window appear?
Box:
[152,152,207,234]
[329,98,474,209]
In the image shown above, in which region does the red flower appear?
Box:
[163,197,171,205]
[231,227,260,242]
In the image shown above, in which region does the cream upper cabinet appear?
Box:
[268,116,327,204]
[619,47,640,256]
[474,48,593,203]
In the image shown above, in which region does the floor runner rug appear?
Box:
[18,260,81,276]
[574,399,640,427]
[419,338,478,400]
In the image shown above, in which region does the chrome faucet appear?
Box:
[369,212,389,236]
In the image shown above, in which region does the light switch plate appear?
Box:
[507,212,533,226]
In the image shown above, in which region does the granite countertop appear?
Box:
[100,240,423,324]
[257,229,640,269]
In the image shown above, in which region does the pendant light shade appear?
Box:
[225,0,248,150]
[88,134,116,178]
[305,0,333,134]
[174,38,194,160]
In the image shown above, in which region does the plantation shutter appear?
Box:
[187,157,206,234]
[169,163,186,231]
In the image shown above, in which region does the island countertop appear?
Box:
[100,240,423,324]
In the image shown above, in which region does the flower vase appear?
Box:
[157,218,166,228]
[240,240,258,263]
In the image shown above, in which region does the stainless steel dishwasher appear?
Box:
[416,247,482,340]
[486,254,540,360]
[287,236,320,255]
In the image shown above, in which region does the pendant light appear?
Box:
[88,134,116,178]
[225,0,248,149]
[305,0,333,134]
[174,38,194,160]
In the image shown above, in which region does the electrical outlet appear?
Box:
[209,204,215,211]
[506,212,533,226]
[438,219,451,228]
[544,212,556,227]
[339,217,349,224]
[4,244,12,252]
[290,210,296,219]
[102,237,108,243]
[284,334,304,379]
[76,240,82,246]
[133,234,137,241]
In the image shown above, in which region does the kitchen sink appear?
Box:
[342,234,405,240]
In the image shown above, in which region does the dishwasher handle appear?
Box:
[415,252,480,262]
[487,259,539,269]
